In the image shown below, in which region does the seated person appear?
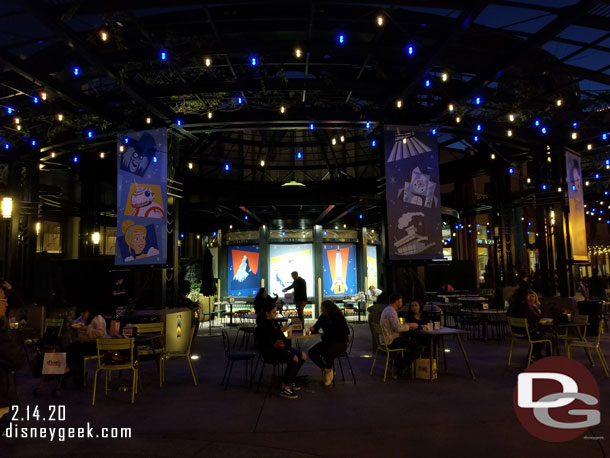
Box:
[68,308,90,326]
[401,301,429,329]
[67,309,108,387]
[379,294,421,378]
[507,289,550,361]
[255,302,307,399]
[308,300,349,386]
[253,287,278,316]
[368,285,383,303]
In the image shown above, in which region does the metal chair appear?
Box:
[556,314,593,364]
[568,320,609,377]
[233,310,256,349]
[369,323,405,382]
[507,317,553,367]
[333,325,356,385]
[161,323,198,386]
[134,322,165,387]
[92,338,138,405]
[221,330,256,389]
[43,318,64,337]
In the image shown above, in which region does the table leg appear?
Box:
[455,334,476,380]
[429,335,434,381]
[441,336,447,372]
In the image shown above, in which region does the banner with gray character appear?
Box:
[384,125,442,260]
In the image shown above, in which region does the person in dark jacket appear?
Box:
[0,281,25,436]
[253,287,278,316]
[282,271,307,326]
[308,300,349,386]
[254,302,306,399]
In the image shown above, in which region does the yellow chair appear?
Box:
[161,324,198,386]
[43,318,64,337]
[568,320,609,377]
[556,314,593,364]
[507,317,553,367]
[370,323,405,382]
[134,322,165,387]
[92,338,138,405]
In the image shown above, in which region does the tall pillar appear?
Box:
[312,224,324,318]
[259,225,269,288]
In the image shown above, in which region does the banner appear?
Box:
[322,244,357,296]
[565,150,587,261]
[269,244,313,297]
[384,126,442,260]
[116,128,167,265]
[228,245,260,297]
[367,245,378,287]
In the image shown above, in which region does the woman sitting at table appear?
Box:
[67,308,108,388]
[253,287,278,316]
[507,289,550,361]
[255,302,307,399]
[308,300,349,386]
[402,301,429,329]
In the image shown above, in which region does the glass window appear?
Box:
[477,247,489,285]
[104,227,116,255]
[37,221,62,253]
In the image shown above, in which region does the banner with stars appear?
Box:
[115,128,167,266]
[384,125,442,260]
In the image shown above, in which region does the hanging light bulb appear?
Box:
[260,160,265,167]
[508,114,515,122]
[396,99,402,108]
[280,105,286,114]
[295,48,302,58]
[556,99,563,106]
[146,117,152,124]
[204,57,212,67]
[40,91,47,101]
[100,30,108,42]
[57,113,63,121]
[340,135,345,143]
[448,104,454,112]
[208,111,213,119]
[571,132,578,140]
[99,152,105,159]
[587,144,593,150]
[376,15,384,26]
[507,129,513,137]
[332,138,337,145]
[455,116,461,124]
[441,72,448,82]
[188,162,193,170]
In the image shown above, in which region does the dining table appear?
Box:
[539,320,588,356]
[416,327,476,381]
[470,309,507,341]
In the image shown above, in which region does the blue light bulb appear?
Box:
[251,57,257,66]
[475,97,481,105]
[309,123,314,130]
[33,97,39,104]
[73,67,79,76]
[153,156,158,163]
[534,120,540,126]
[407,45,414,55]
[160,51,167,61]
[365,121,371,129]
[371,140,377,147]
[73,156,79,163]
[338,34,345,44]
[473,136,479,142]
[425,79,430,87]
[541,127,547,134]
[31,140,36,146]
[237,97,243,104]
[476,124,482,131]
[176,120,182,126]
[224,163,230,171]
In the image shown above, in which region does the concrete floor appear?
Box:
[3,321,610,458]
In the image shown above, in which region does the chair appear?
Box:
[92,338,138,405]
[161,323,198,386]
[556,314,592,363]
[43,318,64,337]
[507,317,553,367]
[567,320,609,377]
[254,354,285,394]
[134,322,165,387]
[369,323,405,382]
[333,325,356,385]
[221,330,256,389]
[234,310,256,350]
[457,310,481,340]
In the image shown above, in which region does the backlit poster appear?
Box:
[384,125,442,260]
[116,128,167,265]
[566,150,587,261]
[367,245,378,288]
[269,244,313,298]
[322,244,357,296]
[228,245,260,297]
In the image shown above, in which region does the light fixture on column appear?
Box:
[1,197,12,219]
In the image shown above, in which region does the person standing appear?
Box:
[0,282,25,436]
[379,293,421,378]
[309,300,349,386]
[282,271,307,325]
[368,285,383,303]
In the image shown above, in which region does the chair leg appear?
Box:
[256,362,266,392]
[221,359,230,385]
[225,361,235,390]
[370,349,379,375]
[567,345,572,359]
[187,356,198,386]
[383,353,390,382]
[131,369,136,404]
[345,355,356,384]
[91,369,100,406]
[337,358,345,381]
[596,347,610,377]
[104,371,109,395]
[584,347,595,366]
[507,340,514,366]
[526,345,533,367]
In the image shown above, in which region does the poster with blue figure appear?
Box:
[228,245,260,297]
[384,125,442,260]
[116,128,167,265]
[322,244,357,296]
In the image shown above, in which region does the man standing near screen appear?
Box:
[283,271,307,325]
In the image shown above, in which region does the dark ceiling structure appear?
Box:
[0,0,609,232]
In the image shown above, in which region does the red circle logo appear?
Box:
[513,356,600,442]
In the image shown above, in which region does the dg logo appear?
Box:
[513,356,601,442]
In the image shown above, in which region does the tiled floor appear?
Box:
[3,322,610,457]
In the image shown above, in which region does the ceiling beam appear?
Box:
[314,204,336,224]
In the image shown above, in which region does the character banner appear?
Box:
[384,125,442,260]
[115,128,167,265]
[322,244,357,296]
[565,149,587,261]
[228,245,260,297]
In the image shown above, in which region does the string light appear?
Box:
[376,15,384,26]
[441,72,448,82]
[188,162,193,170]
[571,132,578,140]
[51,152,55,158]
[371,139,377,147]
[250,56,257,66]
[14,118,19,124]
[455,116,461,123]
[490,153,496,160]
[507,129,513,137]
[340,135,345,143]
[406,44,414,55]
[474,97,481,105]
[365,121,371,129]
[100,31,108,42]
[556,99,563,106]
[541,127,547,134]
[33,97,38,104]
[508,114,515,122]
[224,163,230,171]
[204,57,211,67]
[146,117,152,124]
[99,152,105,159]
[526,178,531,184]
[160,51,167,61]
[476,124,482,131]
[41,92,47,101]
[332,138,337,145]
[176,119,182,126]
[72,67,79,76]
[338,34,345,44]
[280,105,286,114]
[588,144,593,150]
[534,119,540,127]
[260,160,265,167]
[473,135,479,142]
[295,48,302,58]
[310,123,315,130]
[396,100,402,108]
[403,138,407,144]
[16,125,21,131]
[425,79,431,87]
[57,114,63,121]
[208,112,213,119]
